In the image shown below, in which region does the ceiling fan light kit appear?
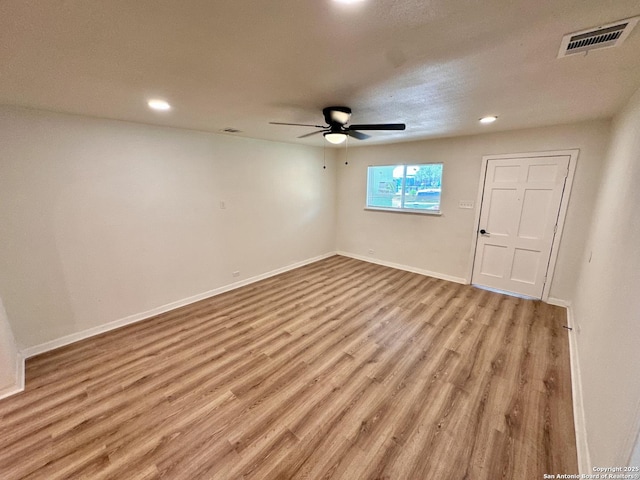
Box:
[270,106,406,144]
[324,132,347,144]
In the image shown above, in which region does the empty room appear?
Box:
[1,1,639,479]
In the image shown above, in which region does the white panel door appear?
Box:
[471,156,570,298]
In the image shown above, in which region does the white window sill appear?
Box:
[364,207,442,216]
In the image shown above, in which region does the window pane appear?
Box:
[367,165,401,209]
[402,164,442,211]
[366,163,443,213]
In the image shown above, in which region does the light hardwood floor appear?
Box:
[0,255,578,479]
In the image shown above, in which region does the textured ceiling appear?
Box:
[1,0,639,146]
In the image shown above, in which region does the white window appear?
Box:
[366,163,443,214]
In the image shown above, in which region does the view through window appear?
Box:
[366,163,443,213]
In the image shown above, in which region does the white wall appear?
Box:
[335,121,610,300]
[570,86,640,466]
[1,101,638,469]
[0,106,337,349]
[0,296,21,398]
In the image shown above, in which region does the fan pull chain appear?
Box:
[323,142,326,169]
[345,135,349,165]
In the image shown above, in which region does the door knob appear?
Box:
[480,229,490,235]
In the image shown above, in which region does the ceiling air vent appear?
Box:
[558,16,639,57]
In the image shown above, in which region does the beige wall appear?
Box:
[0,107,337,349]
[335,120,610,301]
[571,86,640,466]
[2,103,637,467]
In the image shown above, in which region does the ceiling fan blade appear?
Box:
[348,123,406,131]
[270,122,325,128]
[297,130,325,139]
[347,130,370,140]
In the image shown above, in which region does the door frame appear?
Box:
[466,149,579,301]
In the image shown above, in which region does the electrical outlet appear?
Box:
[232,271,240,277]
[459,201,474,209]
[368,249,374,255]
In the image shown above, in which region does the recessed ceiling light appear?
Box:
[147,99,171,111]
[479,116,498,124]
[480,115,498,124]
[333,0,365,4]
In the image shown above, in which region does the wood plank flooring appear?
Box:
[0,255,578,479]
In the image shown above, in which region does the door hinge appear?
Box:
[554,224,558,234]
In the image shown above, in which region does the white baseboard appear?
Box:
[21,252,337,359]
[565,304,591,474]
[336,251,467,285]
[0,352,25,400]
[546,297,571,308]
[0,385,21,401]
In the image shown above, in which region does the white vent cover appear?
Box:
[558,16,639,57]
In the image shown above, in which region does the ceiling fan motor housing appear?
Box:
[323,106,352,126]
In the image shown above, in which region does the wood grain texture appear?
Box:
[0,255,578,479]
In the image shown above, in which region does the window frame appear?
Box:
[365,163,443,215]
